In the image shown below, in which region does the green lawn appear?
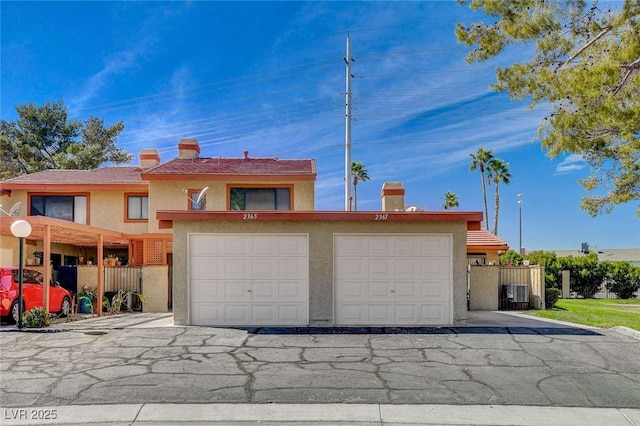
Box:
[528,298,640,331]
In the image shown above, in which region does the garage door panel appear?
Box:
[191,304,223,324]
[420,258,450,279]
[336,236,366,256]
[421,304,446,322]
[339,281,365,299]
[225,237,250,255]
[191,280,222,301]
[190,234,308,326]
[190,236,224,256]
[394,236,422,255]
[394,304,418,323]
[337,258,365,277]
[250,281,276,301]
[335,234,452,326]
[420,236,451,256]
[224,281,250,302]
[278,281,306,301]
[277,305,306,324]
[252,259,276,278]
[250,237,275,255]
[368,304,393,322]
[225,304,250,323]
[394,281,419,298]
[394,258,419,278]
[251,304,275,322]
[277,237,308,257]
[338,304,366,323]
[367,238,393,256]
[368,259,391,278]
[190,258,223,280]
[421,280,446,299]
[369,281,392,299]
[277,258,307,279]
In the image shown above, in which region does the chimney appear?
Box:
[243,150,249,159]
[381,182,405,212]
[139,149,161,169]
[178,138,200,159]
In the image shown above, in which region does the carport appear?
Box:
[1,216,129,316]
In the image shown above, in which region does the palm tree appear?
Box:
[351,161,370,211]
[487,158,512,236]
[469,147,494,230]
[443,191,459,210]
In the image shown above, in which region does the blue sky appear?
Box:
[1,1,638,251]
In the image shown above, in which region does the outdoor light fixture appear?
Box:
[10,219,32,329]
[517,194,523,256]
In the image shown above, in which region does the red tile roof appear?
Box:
[1,167,145,186]
[141,157,316,178]
[467,229,509,251]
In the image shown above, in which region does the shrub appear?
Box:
[606,262,640,299]
[545,288,561,309]
[567,253,608,298]
[22,307,51,328]
[103,289,147,314]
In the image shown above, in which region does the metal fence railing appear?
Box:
[103,266,143,311]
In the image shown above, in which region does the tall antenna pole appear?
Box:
[344,32,353,211]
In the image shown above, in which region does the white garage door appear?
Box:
[335,234,452,326]
[189,234,308,326]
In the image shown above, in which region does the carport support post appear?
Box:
[43,225,51,314]
[97,234,104,317]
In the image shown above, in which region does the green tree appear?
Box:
[443,191,459,210]
[566,253,608,298]
[351,161,370,211]
[526,250,561,288]
[487,158,511,235]
[499,249,523,266]
[0,100,132,179]
[606,261,640,299]
[469,147,494,230]
[456,1,640,217]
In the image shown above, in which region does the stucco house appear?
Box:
[1,138,491,326]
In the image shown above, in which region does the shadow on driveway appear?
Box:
[242,326,602,336]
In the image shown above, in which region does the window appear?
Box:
[467,255,486,266]
[230,187,291,211]
[127,195,148,220]
[187,189,205,211]
[30,195,87,224]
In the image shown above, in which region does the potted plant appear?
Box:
[78,284,97,314]
[33,251,43,265]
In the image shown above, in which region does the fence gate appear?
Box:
[103,266,143,311]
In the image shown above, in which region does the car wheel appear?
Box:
[10,300,22,324]
[60,297,71,317]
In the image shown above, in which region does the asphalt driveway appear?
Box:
[1,312,639,409]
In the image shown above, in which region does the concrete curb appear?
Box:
[611,326,640,341]
[2,404,639,425]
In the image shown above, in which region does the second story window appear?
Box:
[126,195,148,220]
[30,195,87,224]
[230,187,291,211]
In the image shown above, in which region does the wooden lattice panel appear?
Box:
[144,238,164,265]
[130,240,144,266]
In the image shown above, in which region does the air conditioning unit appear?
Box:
[502,284,529,303]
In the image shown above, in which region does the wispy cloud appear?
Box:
[556,154,585,174]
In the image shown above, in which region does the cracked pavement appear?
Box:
[1,313,639,409]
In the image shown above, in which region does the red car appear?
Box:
[0,267,72,324]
